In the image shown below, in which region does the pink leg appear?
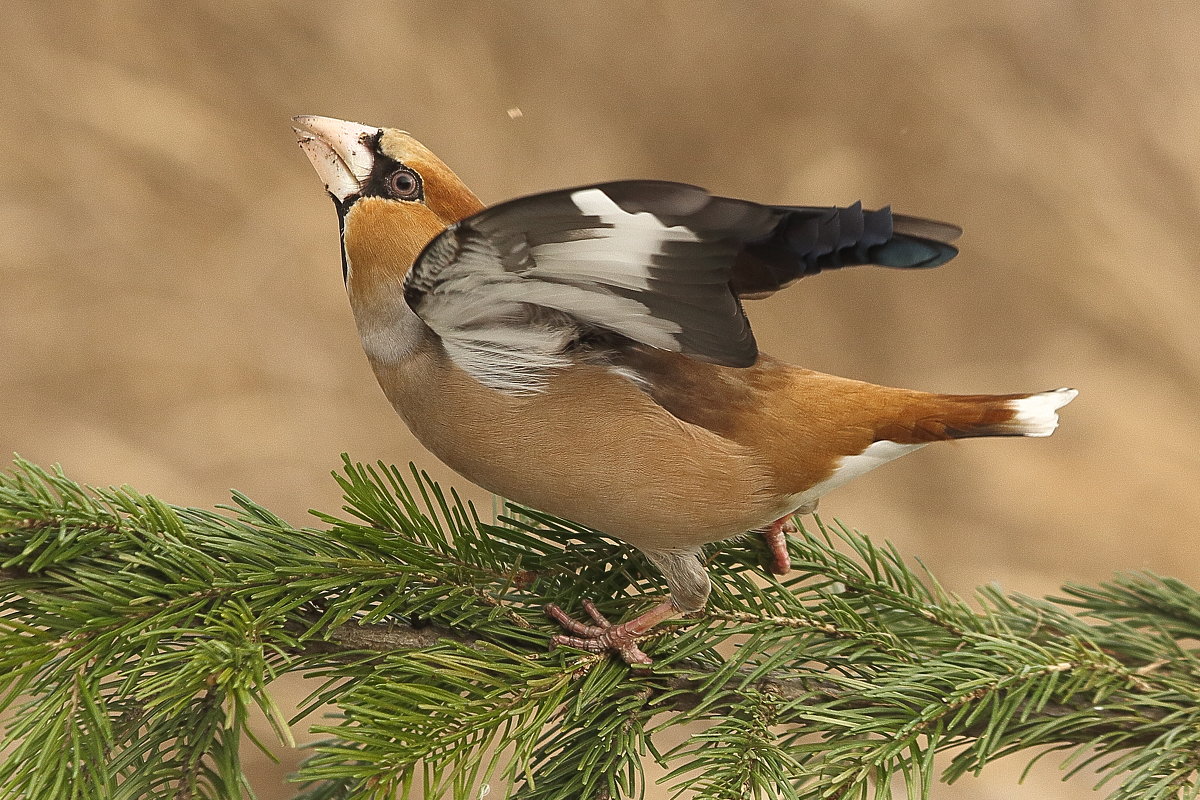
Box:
[760,515,798,575]
[545,597,678,666]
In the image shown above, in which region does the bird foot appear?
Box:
[545,598,677,666]
[760,515,799,575]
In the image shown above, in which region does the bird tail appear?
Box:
[988,387,1080,437]
[876,388,1079,443]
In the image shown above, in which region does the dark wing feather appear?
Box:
[730,203,961,298]
[404,181,960,393]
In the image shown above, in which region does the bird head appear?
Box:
[291,115,483,295]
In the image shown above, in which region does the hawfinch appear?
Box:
[293,115,1076,665]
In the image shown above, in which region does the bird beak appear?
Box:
[292,115,380,202]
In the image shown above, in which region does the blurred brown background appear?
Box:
[2,2,1198,798]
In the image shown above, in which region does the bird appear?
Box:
[292,114,1077,665]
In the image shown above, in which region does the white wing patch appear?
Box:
[527,189,704,290]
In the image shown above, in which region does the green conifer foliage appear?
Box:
[0,457,1196,799]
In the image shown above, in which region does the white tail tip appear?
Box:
[1008,388,1079,437]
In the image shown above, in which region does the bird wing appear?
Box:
[404,180,959,394]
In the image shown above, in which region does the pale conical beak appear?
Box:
[292,115,380,202]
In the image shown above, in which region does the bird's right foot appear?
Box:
[759,515,798,575]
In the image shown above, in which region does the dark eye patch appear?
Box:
[360,133,424,202]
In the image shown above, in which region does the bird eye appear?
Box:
[387,167,422,200]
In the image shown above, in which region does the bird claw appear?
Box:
[545,600,654,665]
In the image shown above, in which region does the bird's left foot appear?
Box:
[545,598,677,666]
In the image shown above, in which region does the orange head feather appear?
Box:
[292,116,484,299]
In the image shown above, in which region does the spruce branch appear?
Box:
[0,456,1197,800]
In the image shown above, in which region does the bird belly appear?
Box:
[370,344,785,550]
